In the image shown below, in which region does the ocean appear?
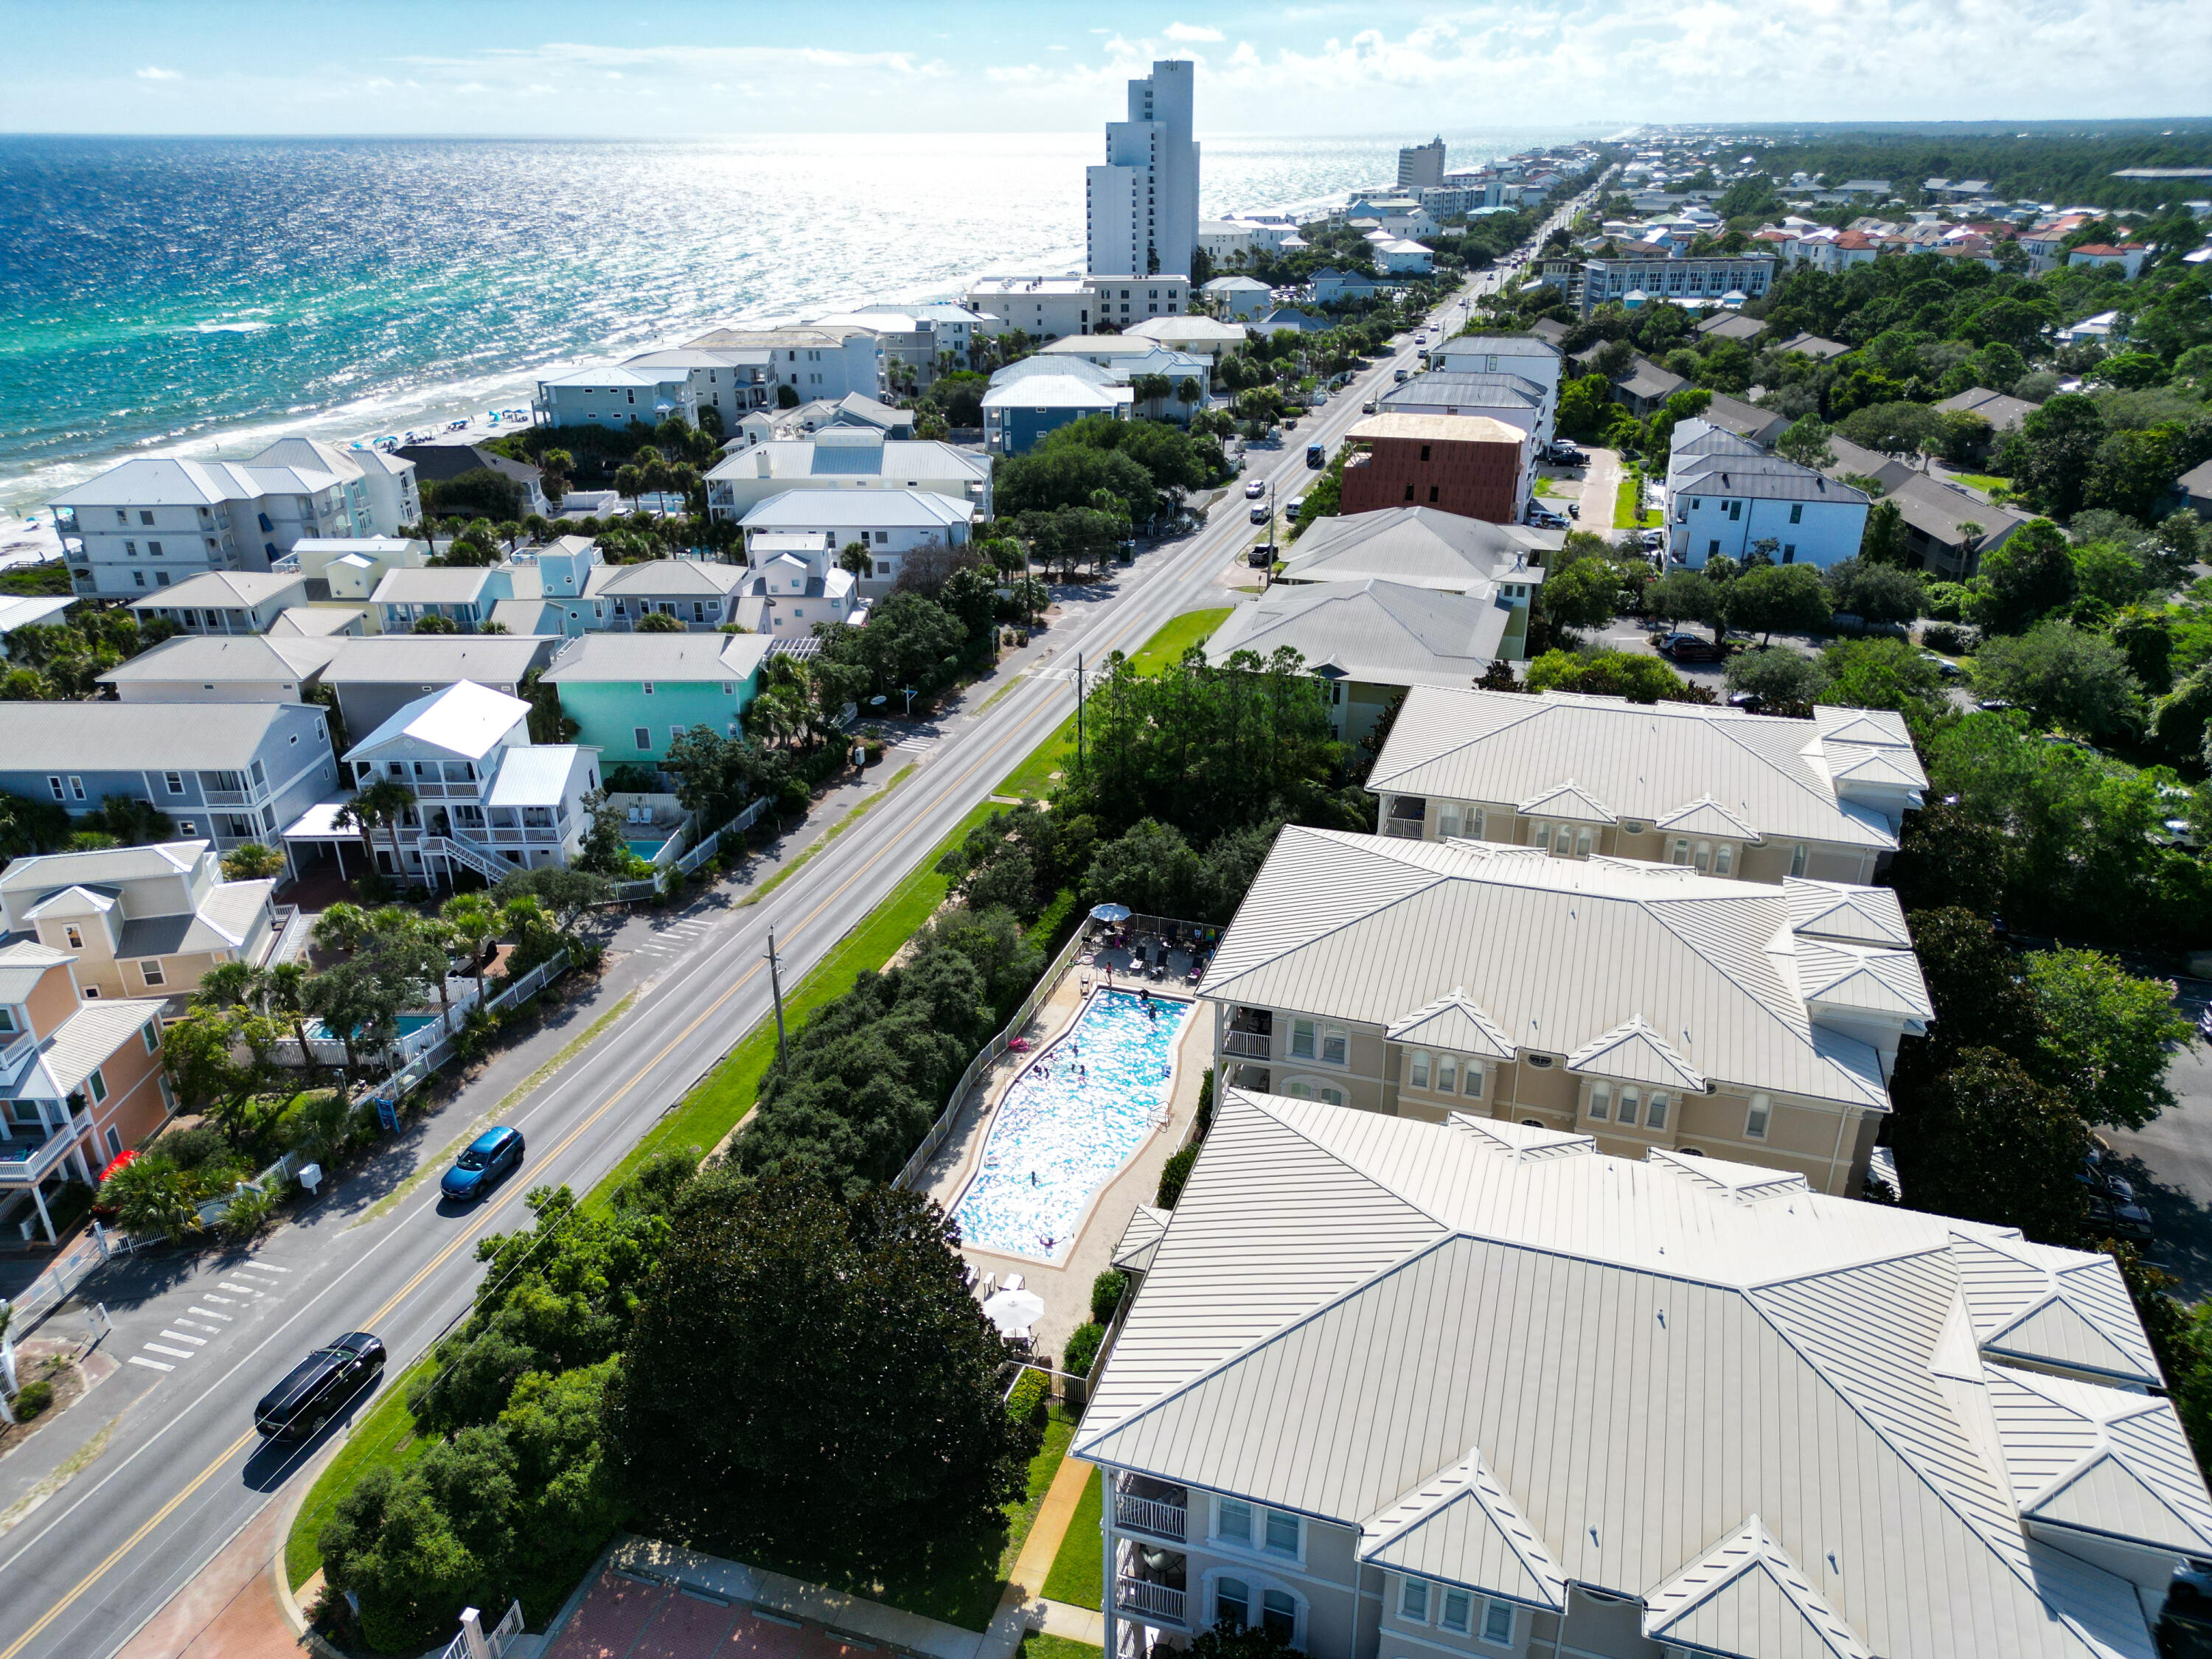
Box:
[0,128,1602,520]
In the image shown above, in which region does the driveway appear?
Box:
[1574,448,1623,534]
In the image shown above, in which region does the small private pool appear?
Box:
[627,838,667,860]
[952,987,1192,1264]
[305,1012,442,1040]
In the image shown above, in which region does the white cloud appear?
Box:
[134,66,181,81]
[1164,22,1225,41]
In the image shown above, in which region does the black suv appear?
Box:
[254,1332,385,1439]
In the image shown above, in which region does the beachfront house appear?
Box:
[1366,687,1924,880]
[0,942,173,1242]
[305,681,599,889]
[1079,1089,2212,1659]
[1197,825,1933,1194]
[961,276,1192,343]
[50,440,419,599]
[128,571,310,636]
[738,489,971,596]
[0,703,340,872]
[703,429,992,525]
[540,633,771,765]
[1200,275,1275,321]
[0,840,281,1006]
[1202,579,1534,745]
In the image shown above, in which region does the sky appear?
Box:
[2,0,2208,136]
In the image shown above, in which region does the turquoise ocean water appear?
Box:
[0,128,1601,517]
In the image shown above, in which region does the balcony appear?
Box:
[1114,1487,1188,1543]
[0,1113,89,1185]
[1222,1030,1271,1060]
[1115,1578,1186,1628]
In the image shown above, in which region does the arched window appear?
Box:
[1573,826,1593,858]
[1470,806,1486,838]
[1618,1087,1641,1127]
[1646,1090,1670,1130]
[1436,1054,1458,1092]
[1713,843,1733,877]
[1587,1083,1611,1121]
[1463,1062,1485,1099]
[1439,804,1461,838]
[1408,1051,1431,1088]
[1670,838,1693,866]
[1217,1579,1250,1627]
[1693,842,1712,874]
[1531,821,1553,851]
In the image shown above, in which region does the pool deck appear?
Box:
[922,961,1211,1366]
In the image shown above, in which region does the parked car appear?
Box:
[1361,400,1377,414]
[1248,543,1277,568]
[254,1332,386,1439]
[1658,633,1725,663]
[439,1126,525,1203]
[1244,479,1265,498]
[1640,528,1666,549]
[1919,653,1962,681]
[1526,505,1567,529]
[2087,1193,2154,1242]
[1727,690,1762,711]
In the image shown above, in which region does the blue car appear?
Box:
[440,1127,525,1203]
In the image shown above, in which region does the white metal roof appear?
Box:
[321,635,550,686]
[1203,580,1512,687]
[98,633,338,687]
[1074,1092,2199,1659]
[125,571,305,610]
[1367,687,1924,851]
[541,632,769,684]
[1277,507,1551,594]
[484,745,583,807]
[1,701,319,771]
[737,489,970,532]
[1197,828,1929,1110]
[346,681,530,762]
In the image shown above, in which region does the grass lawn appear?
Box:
[1020,1638,1104,1659]
[1949,472,2011,494]
[286,1358,434,1587]
[1613,472,1658,529]
[999,608,1229,802]
[1040,1466,1103,1606]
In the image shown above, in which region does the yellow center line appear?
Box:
[0,1430,260,1659]
[1,529,1200,1659]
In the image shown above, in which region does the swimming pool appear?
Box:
[952,988,1192,1264]
[627,838,667,860]
[305,1012,442,1039]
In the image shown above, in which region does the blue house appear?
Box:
[981,375,1133,456]
[540,632,772,763]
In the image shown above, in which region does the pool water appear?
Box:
[305,1012,442,1039]
[953,988,1192,1264]
[627,838,667,860]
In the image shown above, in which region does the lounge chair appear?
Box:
[979,1273,998,1298]
[1004,1273,1025,1292]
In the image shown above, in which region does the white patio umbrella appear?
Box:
[982,1287,1046,1338]
[1091,902,1133,923]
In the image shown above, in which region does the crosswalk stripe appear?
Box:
[176,1320,222,1335]
[143,1343,195,1360]
[187,1307,232,1321]
[203,1295,235,1304]
[127,1356,174,1372]
[246,1261,290,1273]
[159,1331,206,1346]
[218,1282,261,1295]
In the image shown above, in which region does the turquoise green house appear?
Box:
[540,633,771,763]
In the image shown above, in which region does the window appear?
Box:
[1436,1055,1457,1092]
[1647,1091,1671,1129]
[1320,1026,1347,1067]
[1441,1589,1472,1633]
[1481,1599,1514,1645]
[1408,1050,1430,1089]
[1218,1497,1253,1544]
[1713,843,1733,877]
[163,771,184,794]
[669,726,686,743]
[46,776,63,801]
[1319,1085,1346,1106]
[1708,539,1720,557]
[1428,485,1439,503]
[1790,842,1809,877]
[69,776,84,801]
[1532,821,1552,852]
[140,960,166,987]
[1289,1019,1316,1060]
[1262,1591,1295,1642]
[1399,1579,1430,1622]
[106,1125,124,1158]
[139,509,154,526]
[1217,1579,1250,1627]
[1782,544,1796,563]
[1621,1088,1643,1127]
[1573,826,1593,858]
[1588,1083,1610,1121]
[635,728,651,750]
[87,1067,108,1104]
[65,925,84,950]
[142,1019,161,1053]
[1745,1093,1771,1139]
[1463,1062,1484,1099]
[1693,841,1712,874]
[83,985,100,999]
[1439,804,1461,839]
[1404,484,1416,501]
[1789,503,1804,524]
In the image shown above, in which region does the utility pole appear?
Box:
[765,926,787,1065]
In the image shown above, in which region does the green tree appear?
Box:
[1537,554,1630,634]
[1724,646,1827,708]
[1776,417,1837,470]
[336,779,417,883]
[1554,373,1613,442]
[1969,621,2142,740]
[1858,498,1906,566]
[2023,950,2191,1131]
[1719,563,1831,644]
[97,1154,203,1241]
[1082,818,1204,917]
[603,1172,1032,1573]
[633,609,684,633]
[1888,1048,2089,1244]
[220,842,285,882]
[1837,400,1942,459]
[1523,649,1703,703]
[2000,393,2106,519]
[1645,568,1722,637]
[572,789,630,875]
[1968,520,2076,634]
[1821,558,1923,627]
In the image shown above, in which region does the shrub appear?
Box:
[1006,1365,1050,1427]
[1063,1321,1107,1380]
[1156,1144,1199,1208]
[1195,1065,1215,1135]
[160,1124,230,1171]
[219,1183,276,1243]
[1921,622,1977,655]
[13,1380,54,1419]
[1091,1270,1128,1326]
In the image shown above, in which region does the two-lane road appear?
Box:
[0,286,1482,1659]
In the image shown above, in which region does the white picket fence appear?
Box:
[893,919,1097,1192]
[608,796,771,903]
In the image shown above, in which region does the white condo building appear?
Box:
[1087,60,1200,279]
[50,439,420,600]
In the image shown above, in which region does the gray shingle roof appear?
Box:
[98,633,338,687]
[320,635,553,686]
[1075,1091,2197,1659]
[1278,508,1551,594]
[1203,580,1511,686]
[1,701,321,771]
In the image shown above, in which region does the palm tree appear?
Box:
[439,894,500,1006]
[194,959,264,1012]
[335,779,417,886]
[220,842,285,881]
[838,540,872,580]
[365,907,452,1019]
[263,960,315,1062]
[311,901,371,958]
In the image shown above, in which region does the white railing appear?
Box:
[436,1599,525,1659]
[1116,1578,1187,1625]
[0,1228,105,1334]
[673,796,771,880]
[892,918,1097,1191]
[1222,1031,1270,1059]
[420,833,512,883]
[1114,1492,1189,1541]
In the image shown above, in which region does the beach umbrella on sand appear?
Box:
[982,1287,1046,1337]
[1091,902,1133,923]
